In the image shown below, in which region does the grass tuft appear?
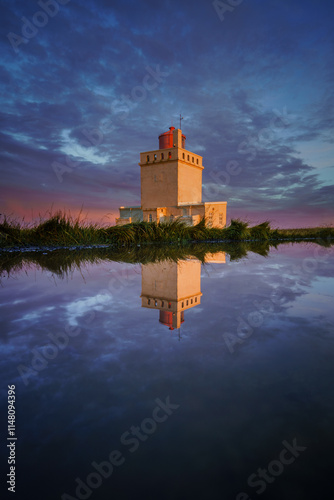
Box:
[0,211,333,250]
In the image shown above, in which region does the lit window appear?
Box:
[168,151,172,159]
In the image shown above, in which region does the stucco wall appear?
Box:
[141,163,178,209]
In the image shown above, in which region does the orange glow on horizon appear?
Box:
[1,187,118,226]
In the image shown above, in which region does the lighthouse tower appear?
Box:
[140,252,226,330]
[116,126,227,227]
[141,259,202,330]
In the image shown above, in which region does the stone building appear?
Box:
[116,126,227,227]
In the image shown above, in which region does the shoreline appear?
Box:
[1,236,333,254]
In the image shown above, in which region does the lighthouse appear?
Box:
[116,126,227,227]
[140,252,226,330]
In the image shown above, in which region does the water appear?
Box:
[1,243,333,499]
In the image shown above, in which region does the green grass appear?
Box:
[1,212,333,279]
[0,211,333,249]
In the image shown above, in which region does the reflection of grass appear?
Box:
[0,242,260,279]
[1,211,333,249]
[0,235,332,281]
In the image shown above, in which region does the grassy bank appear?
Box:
[0,212,333,249]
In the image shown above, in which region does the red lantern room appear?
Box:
[158,126,186,149]
[159,310,185,330]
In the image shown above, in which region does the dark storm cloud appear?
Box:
[0,0,333,224]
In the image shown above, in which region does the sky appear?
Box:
[1,0,333,228]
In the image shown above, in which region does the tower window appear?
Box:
[192,157,194,163]
[149,214,152,222]
[168,151,172,159]
[161,153,164,160]
[196,159,199,164]
[187,155,189,161]
[155,300,157,307]
[162,301,164,307]
[182,302,184,308]
[154,154,157,160]
[147,155,150,162]
[148,299,151,305]
[182,153,185,159]
[195,297,197,303]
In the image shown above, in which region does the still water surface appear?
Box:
[1,243,333,499]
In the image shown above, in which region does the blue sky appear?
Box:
[1,0,333,227]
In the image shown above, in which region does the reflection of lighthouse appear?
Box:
[141,259,202,330]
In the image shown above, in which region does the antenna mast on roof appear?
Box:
[179,114,183,129]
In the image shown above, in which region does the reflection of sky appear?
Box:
[0,244,334,499]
